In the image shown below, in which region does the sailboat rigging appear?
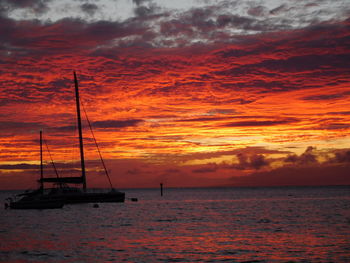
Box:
[6,72,125,209]
[5,131,65,209]
[39,71,125,203]
[82,102,114,189]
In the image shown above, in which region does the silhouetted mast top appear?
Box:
[74,71,87,191]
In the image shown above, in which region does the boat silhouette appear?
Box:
[5,131,65,209]
[6,72,125,209]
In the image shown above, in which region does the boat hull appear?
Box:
[7,191,125,209]
[9,199,64,209]
[46,189,126,204]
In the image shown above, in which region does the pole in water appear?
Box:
[160,183,163,196]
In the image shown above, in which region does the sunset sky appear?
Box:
[0,0,349,189]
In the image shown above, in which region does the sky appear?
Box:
[0,0,349,189]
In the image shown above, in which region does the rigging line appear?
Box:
[81,102,114,189]
[44,139,60,179]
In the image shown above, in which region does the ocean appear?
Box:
[1,186,349,262]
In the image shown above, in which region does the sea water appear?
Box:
[0,186,349,262]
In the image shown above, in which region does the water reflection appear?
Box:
[1,186,349,262]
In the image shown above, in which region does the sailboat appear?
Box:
[40,71,125,203]
[5,131,65,209]
[6,72,125,208]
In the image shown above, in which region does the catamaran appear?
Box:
[5,131,65,209]
[6,72,125,209]
[39,72,125,203]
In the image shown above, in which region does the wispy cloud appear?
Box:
[93,119,143,129]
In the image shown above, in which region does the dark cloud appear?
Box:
[0,0,348,59]
[269,4,288,15]
[285,146,318,165]
[158,5,290,43]
[131,0,159,18]
[209,20,350,92]
[174,115,298,126]
[250,154,268,169]
[160,19,194,37]
[132,0,150,6]
[0,160,84,173]
[221,15,273,31]
[185,150,272,173]
[247,6,267,17]
[222,119,297,127]
[300,146,318,164]
[0,121,45,131]
[285,154,298,163]
[0,0,50,15]
[47,78,73,93]
[0,17,149,59]
[334,151,350,163]
[192,164,218,173]
[177,116,231,123]
[230,164,350,187]
[327,111,350,116]
[228,146,350,187]
[145,147,290,167]
[329,149,350,164]
[0,1,348,61]
[92,119,143,129]
[51,125,76,132]
[215,48,251,58]
[134,5,157,17]
[0,163,39,170]
[304,3,319,8]
[233,153,268,170]
[302,91,350,101]
[257,54,350,73]
[234,80,298,92]
[319,123,350,130]
[80,3,99,16]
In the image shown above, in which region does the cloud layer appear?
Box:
[0,0,349,189]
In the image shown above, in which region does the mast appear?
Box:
[40,130,43,193]
[74,71,87,191]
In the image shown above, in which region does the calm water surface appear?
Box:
[1,186,349,262]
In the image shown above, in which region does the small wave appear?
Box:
[220,250,237,255]
[19,250,55,258]
[155,218,177,222]
[239,260,266,263]
[257,218,271,223]
[167,257,188,262]
[120,223,132,226]
[101,224,114,228]
[274,227,283,232]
